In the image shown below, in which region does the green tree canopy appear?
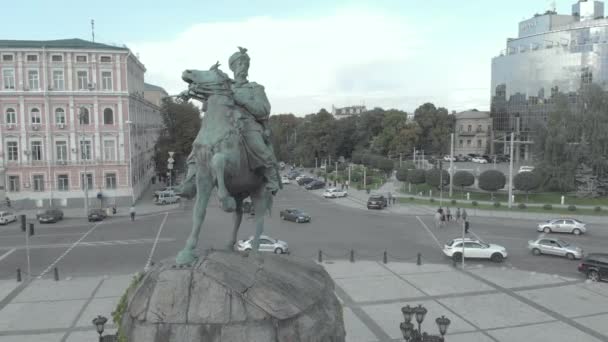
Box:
[414,103,454,155]
[408,169,426,185]
[453,170,475,193]
[425,169,450,188]
[514,172,541,201]
[478,170,506,199]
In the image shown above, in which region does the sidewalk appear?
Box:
[0,259,606,341]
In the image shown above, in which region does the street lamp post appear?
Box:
[92,315,107,342]
[125,120,134,203]
[79,109,89,216]
[400,305,450,342]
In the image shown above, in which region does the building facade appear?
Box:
[0,39,163,209]
[454,110,492,157]
[491,0,608,160]
[331,105,366,119]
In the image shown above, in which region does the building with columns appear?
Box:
[0,39,163,209]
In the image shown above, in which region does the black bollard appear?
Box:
[20,215,26,232]
[53,267,59,281]
[318,250,323,263]
[417,253,422,266]
[28,223,34,236]
[16,268,21,282]
[350,249,355,263]
[383,251,388,264]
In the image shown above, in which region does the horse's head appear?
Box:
[182,65,232,96]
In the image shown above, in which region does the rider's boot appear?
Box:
[263,167,280,195]
[174,164,197,199]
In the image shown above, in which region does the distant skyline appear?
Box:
[6,0,576,115]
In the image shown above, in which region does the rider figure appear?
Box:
[177,47,280,196]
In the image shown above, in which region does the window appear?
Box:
[2,54,13,62]
[55,108,66,124]
[28,70,39,89]
[31,141,42,161]
[467,125,472,132]
[467,140,471,147]
[81,173,93,190]
[51,55,63,62]
[2,69,15,89]
[459,140,463,147]
[100,56,112,63]
[105,173,117,189]
[33,175,44,192]
[477,125,482,132]
[56,141,67,161]
[57,175,69,191]
[26,54,38,62]
[31,108,41,124]
[76,55,87,63]
[459,125,463,132]
[103,140,116,160]
[101,71,112,90]
[103,108,114,124]
[52,70,64,90]
[79,107,90,124]
[77,71,88,90]
[5,108,16,124]
[8,176,19,192]
[477,140,482,148]
[80,140,92,160]
[7,141,18,161]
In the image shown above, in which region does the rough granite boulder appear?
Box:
[120,250,345,341]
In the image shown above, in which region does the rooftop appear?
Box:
[144,82,168,94]
[455,110,491,120]
[0,38,128,51]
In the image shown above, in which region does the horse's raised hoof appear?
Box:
[176,249,198,265]
[220,196,237,212]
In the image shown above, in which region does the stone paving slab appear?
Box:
[13,277,102,302]
[404,271,494,296]
[322,260,392,279]
[76,297,121,327]
[335,276,424,302]
[342,308,377,342]
[488,321,604,342]
[517,284,608,318]
[65,329,116,342]
[575,313,608,338]
[444,332,496,342]
[0,300,86,331]
[362,300,476,339]
[438,293,554,330]
[0,333,64,342]
[383,262,454,275]
[0,281,18,304]
[467,267,567,289]
[94,274,135,298]
[579,281,608,298]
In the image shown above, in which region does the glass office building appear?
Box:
[491,0,608,159]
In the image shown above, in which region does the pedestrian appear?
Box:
[456,208,461,223]
[341,183,345,191]
[464,220,470,234]
[345,180,349,190]
[434,210,442,229]
[388,192,392,206]
[462,208,468,222]
[392,197,396,205]
[130,205,136,221]
[446,207,451,222]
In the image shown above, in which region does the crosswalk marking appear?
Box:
[1,238,175,251]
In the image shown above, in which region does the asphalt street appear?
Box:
[0,183,606,281]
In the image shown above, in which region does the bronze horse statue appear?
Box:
[175,65,274,265]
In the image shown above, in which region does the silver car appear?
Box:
[235,235,289,254]
[536,218,587,235]
[528,237,583,260]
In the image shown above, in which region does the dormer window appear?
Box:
[100,56,112,63]
[26,54,38,62]
[76,55,88,63]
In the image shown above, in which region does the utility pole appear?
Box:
[335,161,338,184]
[399,153,403,168]
[80,109,89,216]
[449,133,454,197]
[508,132,515,208]
[439,160,444,207]
[363,166,367,190]
[348,164,351,185]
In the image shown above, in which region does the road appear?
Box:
[0,183,605,281]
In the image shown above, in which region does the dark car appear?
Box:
[305,180,326,190]
[37,209,64,223]
[367,195,388,209]
[481,155,493,163]
[88,209,107,222]
[280,208,311,223]
[578,253,608,282]
[495,155,510,163]
[297,177,315,186]
[287,171,300,180]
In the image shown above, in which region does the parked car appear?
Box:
[518,166,535,173]
[281,176,291,184]
[0,211,17,225]
[443,238,507,262]
[154,186,176,195]
[528,237,583,260]
[578,253,608,282]
[37,209,64,223]
[297,177,316,186]
[495,155,510,163]
[305,180,326,190]
[443,155,456,162]
[287,172,300,180]
[367,195,388,209]
[235,235,289,254]
[280,208,311,223]
[323,188,347,198]
[154,191,180,205]
[88,209,107,222]
[472,157,488,164]
[537,218,587,235]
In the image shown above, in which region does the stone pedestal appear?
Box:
[119,250,345,341]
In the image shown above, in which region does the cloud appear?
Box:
[130,8,489,115]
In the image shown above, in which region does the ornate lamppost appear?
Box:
[92,315,117,341]
[400,305,451,342]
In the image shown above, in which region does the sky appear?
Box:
[5,0,573,115]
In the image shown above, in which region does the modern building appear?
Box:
[331,104,366,119]
[491,0,608,160]
[0,38,163,209]
[454,110,492,157]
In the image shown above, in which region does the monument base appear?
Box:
[118,250,345,341]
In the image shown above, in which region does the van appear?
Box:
[155,191,180,205]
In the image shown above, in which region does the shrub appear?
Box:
[451,199,457,205]
[594,206,602,212]
[493,201,501,207]
[396,167,409,182]
[425,168,450,188]
[408,169,426,185]
[310,169,315,173]
[568,205,577,211]
[472,201,479,206]
[543,204,553,210]
[453,171,475,193]
[478,170,506,199]
[429,198,436,203]
[409,197,415,201]
[518,203,527,209]
[513,172,541,202]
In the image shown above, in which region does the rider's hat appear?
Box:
[229,47,250,71]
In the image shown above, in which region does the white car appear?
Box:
[295,175,307,181]
[537,218,587,235]
[154,191,180,205]
[472,157,488,164]
[323,188,347,198]
[518,166,535,173]
[281,176,291,184]
[443,238,507,262]
[0,211,17,225]
[235,235,289,254]
[443,155,456,162]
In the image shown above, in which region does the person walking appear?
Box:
[130,205,136,221]
[462,208,468,223]
[388,192,393,207]
[464,219,470,234]
[446,207,452,222]
[434,209,442,229]
[455,208,461,223]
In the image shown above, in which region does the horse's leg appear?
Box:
[211,153,236,212]
[176,172,213,265]
[250,188,272,253]
[228,197,244,251]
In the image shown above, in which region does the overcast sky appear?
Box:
[8,0,570,115]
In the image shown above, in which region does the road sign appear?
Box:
[167,158,175,164]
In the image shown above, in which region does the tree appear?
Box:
[425,169,449,188]
[514,172,541,202]
[453,171,475,195]
[396,167,410,182]
[478,170,506,200]
[268,113,301,164]
[414,103,454,155]
[376,157,395,176]
[371,110,419,156]
[408,169,426,193]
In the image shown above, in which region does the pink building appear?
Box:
[0,39,164,209]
